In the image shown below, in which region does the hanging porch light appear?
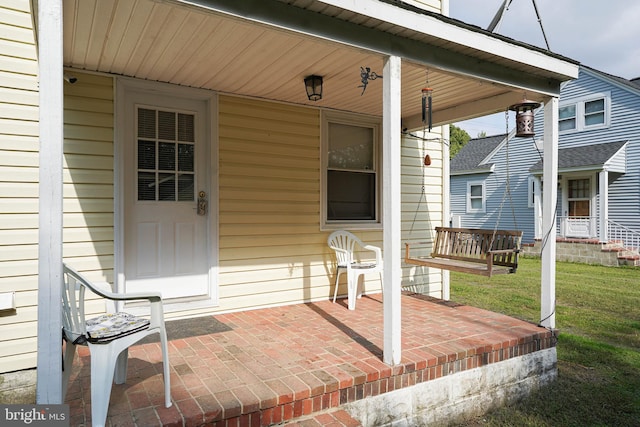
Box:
[304,75,323,101]
[509,97,541,137]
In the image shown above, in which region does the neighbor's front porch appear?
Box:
[64,293,556,426]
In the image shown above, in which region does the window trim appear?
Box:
[558,92,610,134]
[527,176,536,208]
[466,181,485,214]
[320,110,382,230]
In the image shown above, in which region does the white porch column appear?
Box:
[382,55,402,365]
[534,176,543,239]
[36,0,64,403]
[540,98,558,329]
[599,170,609,243]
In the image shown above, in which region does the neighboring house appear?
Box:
[451,66,640,248]
[0,0,578,402]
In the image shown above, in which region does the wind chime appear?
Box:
[421,71,433,166]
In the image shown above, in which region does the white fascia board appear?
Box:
[451,165,495,176]
[316,0,579,80]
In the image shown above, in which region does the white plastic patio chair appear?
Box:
[328,230,383,310]
[61,264,171,427]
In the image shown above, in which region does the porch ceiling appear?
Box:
[62,0,579,128]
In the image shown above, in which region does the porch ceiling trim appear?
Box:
[171,0,578,97]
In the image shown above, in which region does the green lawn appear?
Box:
[449,257,640,427]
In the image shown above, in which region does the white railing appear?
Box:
[607,220,640,251]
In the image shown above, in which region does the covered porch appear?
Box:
[34,0,577,410]
[64,293,556,426]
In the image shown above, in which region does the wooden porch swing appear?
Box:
[404,104,531,277]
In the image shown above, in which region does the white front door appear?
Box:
[123,91,210,300]
[563,177,595,238]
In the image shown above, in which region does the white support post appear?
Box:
[599,170,608,243]
[540,98,558,330]
[534,176,543,240]
[382,55,402,365]
[441,124,451,301]
[36,0,64,404]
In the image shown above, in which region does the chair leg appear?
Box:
[159,328,172,408]
[114,348,128,385]
[379,272,383,296]
[332,268,343,303]
[89,344,119,427]
[347,270,357,310]
[62,341,76,401]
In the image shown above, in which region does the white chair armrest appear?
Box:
[363,244,383,265]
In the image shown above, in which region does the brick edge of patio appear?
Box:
[125,330,556,427]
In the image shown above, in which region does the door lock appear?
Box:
[197,191,207,216]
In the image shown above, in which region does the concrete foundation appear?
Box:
[0,369,36,404]
[343,347,557,427]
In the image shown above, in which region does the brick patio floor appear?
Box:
[64,292,555,426]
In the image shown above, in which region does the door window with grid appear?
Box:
[137,108,195,202]
[568,178,590,216]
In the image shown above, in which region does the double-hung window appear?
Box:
[559,93,609,133]
[466,181,485,213]
[322,112,381,228]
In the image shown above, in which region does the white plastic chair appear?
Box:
[328,230,383,310]
[61,264,171,427]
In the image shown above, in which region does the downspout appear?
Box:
[35,0,64,404]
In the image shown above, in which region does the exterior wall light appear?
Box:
[304,75,323,101]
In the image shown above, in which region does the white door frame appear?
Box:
[115,77,219,312]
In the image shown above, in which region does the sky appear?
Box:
[448,0,640,137]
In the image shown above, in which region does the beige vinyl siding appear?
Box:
[62,73,115,283]
[401,129,446,296]
[0,0,39,373]
[217,95,335,310]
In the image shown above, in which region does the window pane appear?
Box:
[559,118,576,131]
[138,140,155,170]
[138,108,156,139]
[178,144,194,171]
[569,200,590,216]
[328,123,374,170]
[585,99,604,114]
[585,112,604,126]
[470,185,482,197]
[158,111,176,140]
[327,170,375,220]
[158,173,175,201]
[568,179,589,198]
[159,142,176,171]
[178,173,194,201]
[138,172,155,201]
[559,105,575,120]
[471,198,483,209]
[178,113,195,142]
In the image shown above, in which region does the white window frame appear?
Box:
[559,92,610,134]
[321,111,382,230]
[466,181,485,213]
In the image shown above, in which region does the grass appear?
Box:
[449,257,640,427]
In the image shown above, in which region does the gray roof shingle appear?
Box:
[450,134,506,173]
[529,141,627,172]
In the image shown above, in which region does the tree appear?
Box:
[449,124,470,159]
